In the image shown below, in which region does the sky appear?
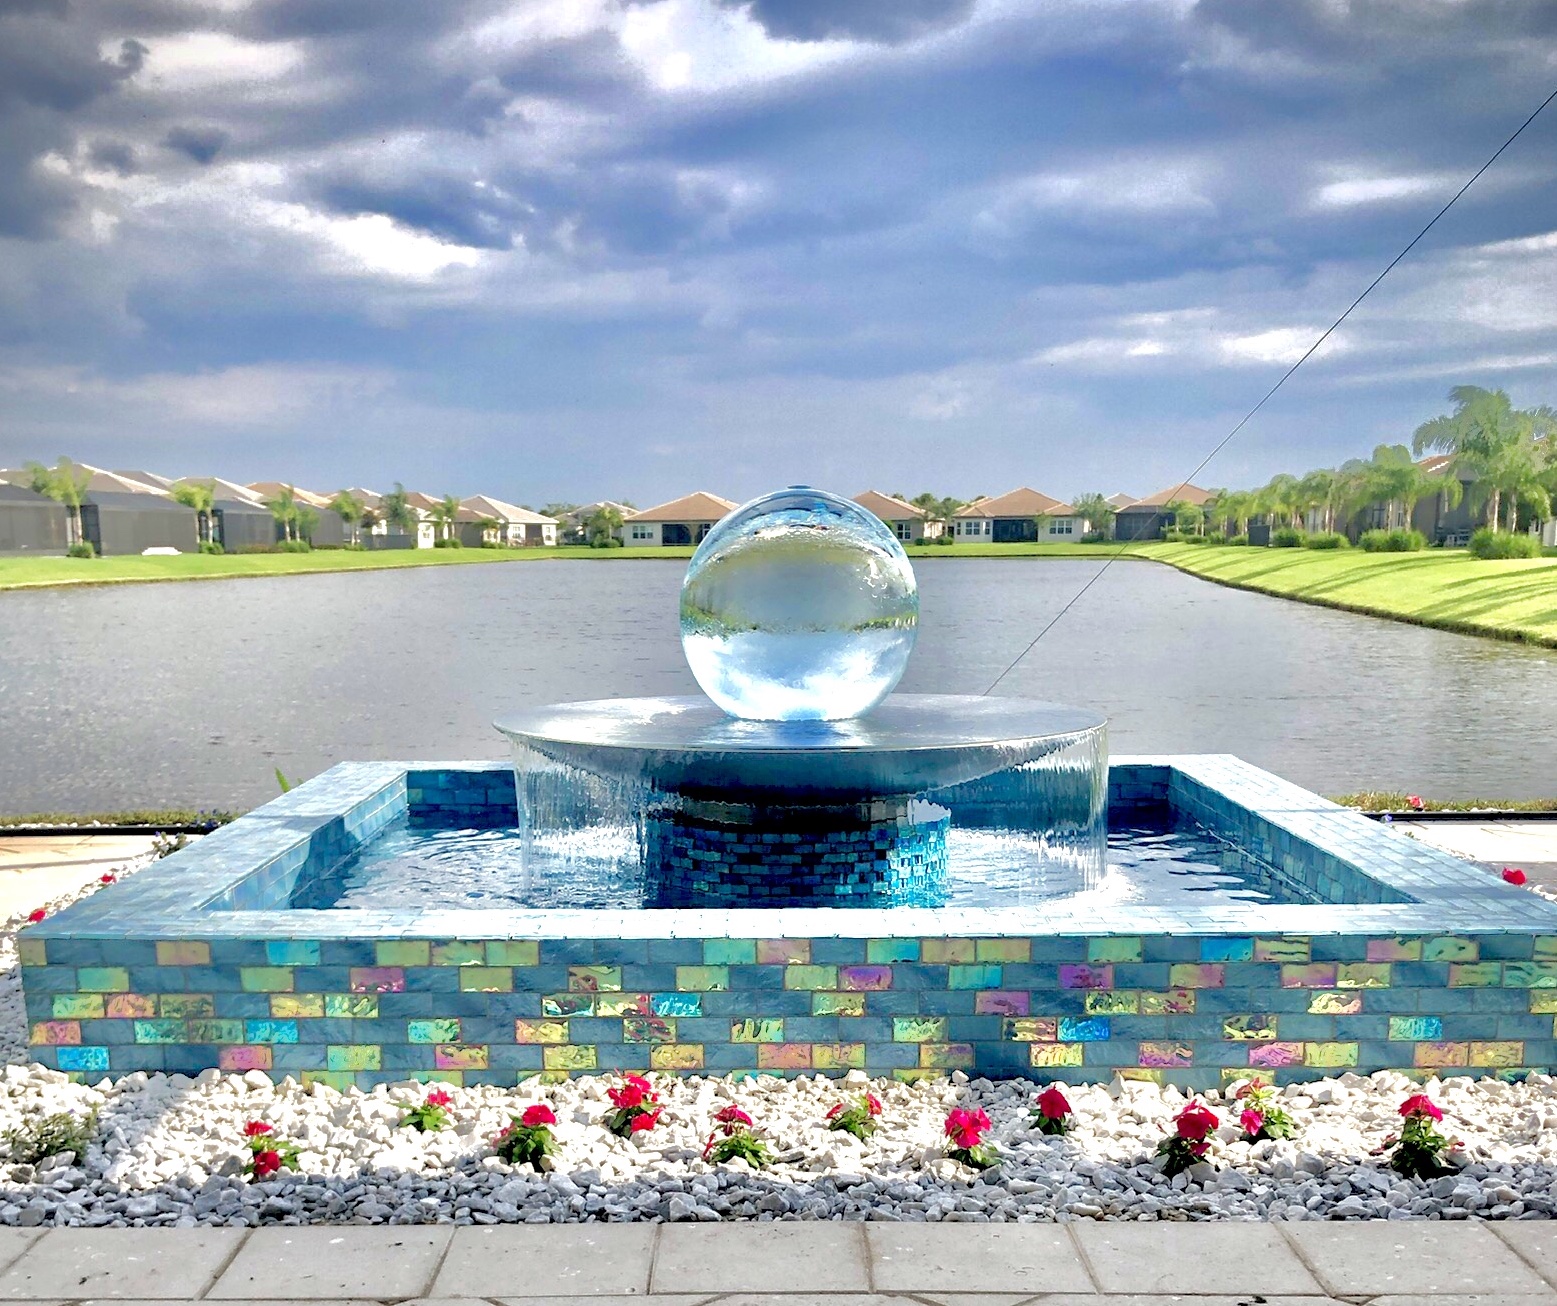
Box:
[2,0,1557,508]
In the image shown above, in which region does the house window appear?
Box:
[1049,519,1073,536]
[894,521,911,541]
[630,524,653,540]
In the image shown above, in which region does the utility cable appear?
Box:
[982,82,1557,695]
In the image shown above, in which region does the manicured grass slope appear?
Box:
[1146,544,1557,646]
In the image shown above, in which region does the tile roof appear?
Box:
[953,487,1074,517]
[461,495,557,525]
[853,490,927,520]
[1120,483,1215,509]
[626,491,738,523]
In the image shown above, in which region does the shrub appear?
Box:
[1226,534,1249,546]
[1080,530,1109,543]
[1469,527,1541,559]
[1269,527,1303,548]
[433,537,463,549]
[277,539,312,553]
[1180,533,1209,545]
[479,539,503,549]
[198,541,224,555]
[934,534,954,546]
[1163,529,1185,542]
[1205,531,1227,545]
[590,536,625,548]
[2,1110,97,1164]
[1303,531,1347,550]
[1359,528,1426,552]
[67,542,96,559]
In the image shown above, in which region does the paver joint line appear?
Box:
[1275,1219,1335,1297]
[196,1228,254,1301]
[1062,1222,1103,1294]
[1491,1218,1557,1291]
[858,1224,873,1297]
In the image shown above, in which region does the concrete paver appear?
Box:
[1394,820,1557,891]
[1072,1220,1323,1295]
[0,1237,40,1280]
[653,1223,870,1295]
[1496,1220,1557,1284]
[1025,1298,1350,1306]
[0,835,157,920]
[489,1297,713,1306]
[207,1228,449,1300]
[1363,1296,1557,1306]
[0,1231,245,1301]
[432,1226,656,1298]
[867,1225,1093,1296]
[1282,1220,1552,1297]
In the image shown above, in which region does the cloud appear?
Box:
[162,125,229,165]
[712,0,976,44]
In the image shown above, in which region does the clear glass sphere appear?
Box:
[680,487,919,721]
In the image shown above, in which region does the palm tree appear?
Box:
[379,483,417,538]
[265,485,299,543]
[428,494,461,543]
[1165,498,1204,535]
[1295,469,1339,532]
[329,490,364,546]
[1413,385,1557,531]
[585,505,624,546]
[1071,492,1115,538]
[171,479,216,546]
[25,457,91,548]
[1258,474,1302,529]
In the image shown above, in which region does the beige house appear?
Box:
[1113,483,1215,541]
[460,495,558,547]
[853,491,941,542]
[951,487,1083,542]
[621,491,737,546]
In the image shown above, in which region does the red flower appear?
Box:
[1400,1093,1443,1121]
[608,1082,645,1111]
[1174,1102,1219,1142]
[26,908,45,924]
[628,1108,661,1134]
[425,1089,451,1108]
[1239,1107,1265,1137]
[825,1103,844,1119]
[99,873,116,884]
[1407,794,1424,811]
[1504,867,1528,886]
[714,1105,753,1128]
[251,1150,283,1178]
[944,1106,990,1150]
[865,1093,882,1116]
[1035,1086,1071,1120]
[521,1104,556,1127]
[625,1073,654,1095]
[243,1120,273,1137]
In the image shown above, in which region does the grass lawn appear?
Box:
[1144,543,1557,647]
[0,545,695,590]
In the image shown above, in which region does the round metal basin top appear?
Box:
[494,693,1105,801]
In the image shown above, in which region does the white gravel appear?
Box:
[5,855,1557,1226]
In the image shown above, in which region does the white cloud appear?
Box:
[120,31,305,93]
[259,203,486,280]
[1311,172,1457,209]
[1218,326,1332,365]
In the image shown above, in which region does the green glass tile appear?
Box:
[460,967,513,992]
[1086,991,1139,1015]
[376,941,430,967]
[271,994,325,1018]
[948,964,1002,989]
[1223,1014,1277,1041]
[1449,962,1503,987]
[624,1016,676,1043]
[240,967,293,993]
[1425,937,1479,963]
[704,939,757,965]
[544,1044,597,1071]
[867,939,919,964]
[431,942,485,967]
[158,994,215,1020]
[51,994,104,1020]
[542,993,593,1017]
[408,1019,461,1044]
[326,994,378,1019]
[1336,963,1391,989]
[326,1044,382,1071]
[133,1019,186,1044]
[1503,962,1557,988]
[676,966,729,991]
[814,992,865,1016]
[783,965,839,990]
[893,1016,948,1043]
[486,941,539,966]
[266,941,319,966]
[302,1071,356,1091]
[731,1018,784,1043]
[568,965,621,992]
[77,967,129,993]
[1087,938,1142,964]
[976,939,1030,962]
[186,1019,244,1044]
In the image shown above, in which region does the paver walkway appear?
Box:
[1395,820,1557,893]
[0,836,158,920]
[0,1222,1552,1304]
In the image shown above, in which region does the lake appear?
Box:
[1,557,1553,812]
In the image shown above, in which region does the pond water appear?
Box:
[1,557,1553,811]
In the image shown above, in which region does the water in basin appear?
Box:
[289,815,1317,912]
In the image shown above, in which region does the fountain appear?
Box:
[495,487,1107,907]
[23,486,1557,1088]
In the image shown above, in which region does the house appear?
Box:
[562,500,634,544]
[169,478,276,551]
[0,481,68,553]
[951,487,1083,542]
[246,483,350,547]
[621,492,737,546]
[0,464,199,555]
[853,491,941,542]
[1113,484,1215,541]
[1105,493,1135,511]
[460,495,558,547]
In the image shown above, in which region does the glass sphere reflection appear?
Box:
[680,487,919,721]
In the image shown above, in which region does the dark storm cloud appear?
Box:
[710,0,974,44]
[163,125,228,164]
[87,138,136,175]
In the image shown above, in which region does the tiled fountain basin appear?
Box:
[22,757,1557,1091]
